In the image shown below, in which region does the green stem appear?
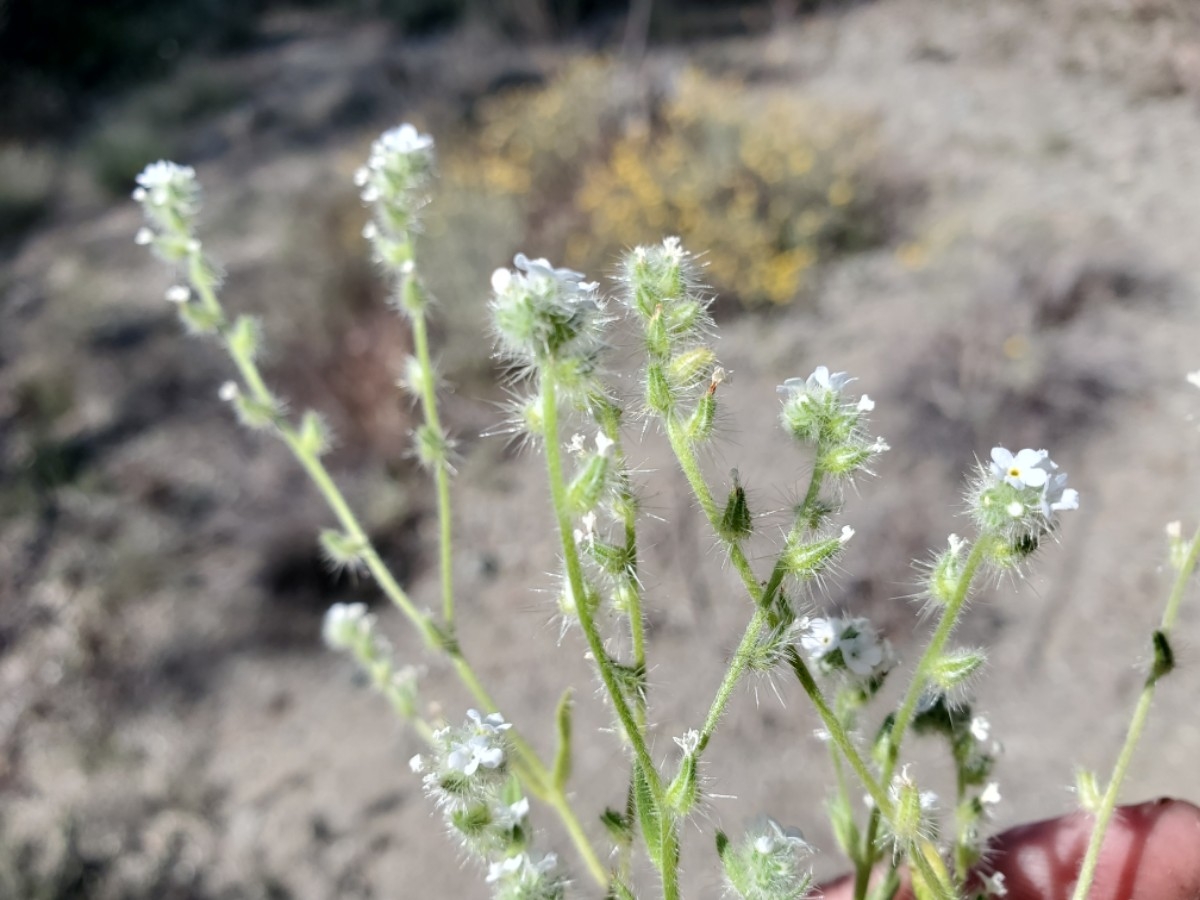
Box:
[856,536,990,900]
[697,606,769,753]
[193,262,609,888]
[410,309,457,628]
[1070,523,1200,900]
[541,369,673,898]
[889,538,989,757]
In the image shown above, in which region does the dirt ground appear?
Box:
[4,1,1200,897]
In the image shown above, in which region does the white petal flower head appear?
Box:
[800,617,842,659]
[747,816,810,856]
[980,781,1002,807]
[840,619,885,676]
[466,708,512,737]
[807,365,854,393]
[970,716,991,742]
[322,601,370,650]
[493,796,531,830]
[446,734,505,775]
[990,447,1050,489]
[135,160,197,199]
[513,252,587,289]
[1188,370,1200,389]
[1041,472,1080,515]
[981,872,1008,897]
[378,123,434,156]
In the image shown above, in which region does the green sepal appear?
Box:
[553,689,573,792]
[227,314,262,362]
[718,473,753,542]
[600,807,634,849]
[1148,629,1175,685]
[296,410,332,458]
[632,762,662,864]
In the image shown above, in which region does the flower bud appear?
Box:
[717,472,753,542]
[928,648,987,691]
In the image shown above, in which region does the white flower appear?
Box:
[513,252,588,288]
[990,447,1050,489]
[218,381,240,402]
[164,285,190,304]
[857,394,875,412]
[466,708,512,736]
[322,602,370,650]
[981,871,1008,896]
[807,365,854,393]
[839,525,856,543]
[595,432,615,456]
[800,618,841,658]
[445,734,505,775]
[493,796,530,830]
[1040,471,1080,515]
[1186,370,1200,389]
[747,816,810,856]
[486,855,525,884]
[491,267,512,293]
[839,618,885,676]
[674,729,700,755]
[134,227,154,245]
[377,123,434,156]
[970,716,991,742]
[135,160,197,200]
[980,781,1002,807]
[408,754,424,773]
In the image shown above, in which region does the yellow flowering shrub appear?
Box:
[440,59,896,306]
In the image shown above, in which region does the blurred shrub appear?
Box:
[442,60,898,306]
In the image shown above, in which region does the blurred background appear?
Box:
[4,0,1200,896]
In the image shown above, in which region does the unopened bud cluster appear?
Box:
[322,603,420,719]
[620,239,719,439]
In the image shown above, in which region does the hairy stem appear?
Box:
[1070,523,1200,900]
[191,257,608,888]
[541,369,672,898]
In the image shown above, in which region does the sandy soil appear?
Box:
[3,1,1200,897]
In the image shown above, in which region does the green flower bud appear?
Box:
[718,472,753,542]
[929,648,987,691]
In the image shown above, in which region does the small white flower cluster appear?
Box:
[718,816,813,900]
[490,253,607,375]
[970,446,1079,553]
[988,447,1079,517]
[413,709,566,897]
[799,616,895,679]
[132,160,202,263]
[444,709,513,777]
[778,366,888,481]
[486,851,565,900]
[355,123,435,245]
